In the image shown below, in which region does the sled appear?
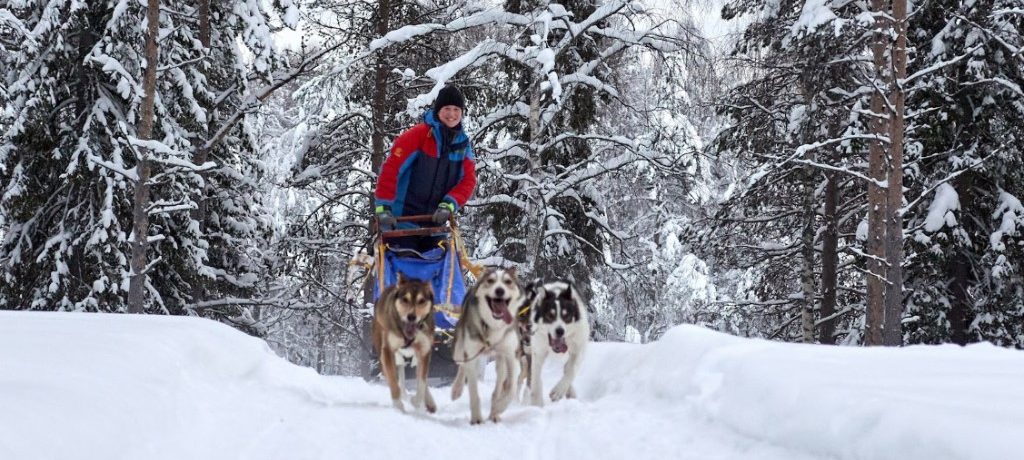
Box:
[371,214,479,386]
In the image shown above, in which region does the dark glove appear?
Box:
[432,202,454,224]
[376,205,396,231]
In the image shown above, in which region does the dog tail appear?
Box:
[450,366,465,400]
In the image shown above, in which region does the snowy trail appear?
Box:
[222,377,822,460]
[2,311,1021,460]
[185,377,823,460]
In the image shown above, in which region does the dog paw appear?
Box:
[550,382,569,402]
[470,414,484,425]
[392,398,406,412]
[425,393,437,413]
[530,394,544,407]
[567,386,577,399]
[489,413,501,423]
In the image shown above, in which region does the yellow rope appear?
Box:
[445,238,457,306]
[435,302,461,319]
[375,238,386,293]
[349,253,374,270]
[450,225,484,279]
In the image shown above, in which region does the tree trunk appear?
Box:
[315,320,326,374]
[198,0,210,48]
[360,0,393,380]
[525,79,544,275]
[76,7,100,120]
[949,250,973,345]
[820,172,839,344]
[190,0,213,305]
[800,169,816,344]
[364,0,392,299]
[948,173,974,345]
[127,0,161,313]
[864,0,889,345]
[883,0,908,346]
[370,0,391,174]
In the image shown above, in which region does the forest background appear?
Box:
[2,0,1022,376]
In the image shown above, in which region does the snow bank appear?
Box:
[579,325,1023,460]
[2,312,1020,460]
[0,312,366,459]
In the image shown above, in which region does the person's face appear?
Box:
[437,105,463,128]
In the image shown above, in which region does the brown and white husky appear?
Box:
[371,274,437,413]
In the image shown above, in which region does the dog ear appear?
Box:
[559,283,573,300]
[396,272,405,285]
[531,281,545,297]
[530,283,546,321]
[477,267,494,283]
[507,266,517,279]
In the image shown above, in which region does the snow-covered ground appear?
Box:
[1,311,1021,460]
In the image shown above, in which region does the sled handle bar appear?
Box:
[376,214,456,239]
[396,215,441,224]
[380,227,449,238]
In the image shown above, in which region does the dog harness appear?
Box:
[453,324,516,364]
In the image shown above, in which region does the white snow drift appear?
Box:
[1,311,1021,460]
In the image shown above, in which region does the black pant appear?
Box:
[386,235,445,253]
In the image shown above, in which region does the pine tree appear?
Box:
[707,0,873,342]
[1,0,293,330]
[901,0,1024,347]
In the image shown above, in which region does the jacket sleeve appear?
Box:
[375,124,428,207]
[443,144,477,211]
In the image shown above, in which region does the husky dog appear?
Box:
[371,274,437,413]
[529,281,589,406]
[450,268,524,424]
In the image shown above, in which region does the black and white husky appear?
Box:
[451,268,524,424]
[528,281,589,406]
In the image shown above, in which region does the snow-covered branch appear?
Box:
[900,151,994,215]
[87,155,139,182]
[202,42,346,152]
[901,45,982,85]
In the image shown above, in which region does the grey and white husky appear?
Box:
[450,267,524,424]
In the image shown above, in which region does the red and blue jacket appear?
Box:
[374,110,477,225]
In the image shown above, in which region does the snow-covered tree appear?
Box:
[900,0,1024,347]
[708,0,1024,348]
[706,0,875,343]
[0,0,294,330]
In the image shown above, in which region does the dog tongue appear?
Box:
[490,299,513,324]
[550,335,568,353]
[497,308,513,324]
[403,322,417,339]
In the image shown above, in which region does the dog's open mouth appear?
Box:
[549,334,569,353]
[485,297,514,324]
[402,321,418,341]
